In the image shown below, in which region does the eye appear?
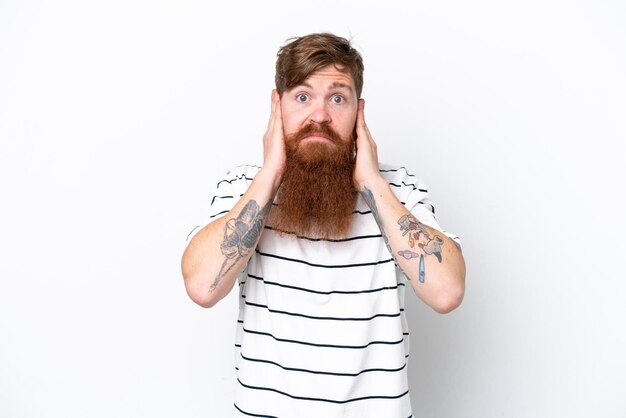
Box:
[297,94,309,103]
[331,95,344,104]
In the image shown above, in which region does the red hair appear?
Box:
[275,33,364,98]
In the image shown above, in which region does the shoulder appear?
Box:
[223,163,262,180]
[215,164,262,190]
[377,162,437,217]
[378,162,429,195]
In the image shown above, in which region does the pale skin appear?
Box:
[181,66,465,313]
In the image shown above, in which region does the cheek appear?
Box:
[280,110,298,134]
[281,105,307,132]
[343,105,357,123]
[340,110,358,135]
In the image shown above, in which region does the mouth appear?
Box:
[302,133,334,142]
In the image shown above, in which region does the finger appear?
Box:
[267,90,277,131]
[270,89,280,131]
[356,99,367,135]
[356,99,369,140]
[365,123,374,143]
[359,99,376,144]
[272,92,283,132]
[272,89,279,110]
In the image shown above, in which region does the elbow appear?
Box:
[431,284,465,314]
[432,259,466,314]
[183,275,219,309]
[181,254,221,309]
[190,291,218,309]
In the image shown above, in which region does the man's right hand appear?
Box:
[261,90,287,185]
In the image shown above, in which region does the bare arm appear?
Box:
[353,100,466,313]
[181,91,286,308]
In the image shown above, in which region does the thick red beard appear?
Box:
[270,123,357,239]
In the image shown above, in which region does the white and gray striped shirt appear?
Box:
[186,163,460,418]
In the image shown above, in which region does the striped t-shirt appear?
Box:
[186,163,460,418]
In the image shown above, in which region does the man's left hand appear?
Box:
[353,99,383,191]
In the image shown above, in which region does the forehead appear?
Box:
[296,65,356,94]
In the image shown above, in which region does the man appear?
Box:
[182,33,465,418]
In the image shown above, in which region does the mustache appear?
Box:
[288,122,343,144]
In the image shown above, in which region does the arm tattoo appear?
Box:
[362,187,445,284]
[397,214,444,283]
[210,200,271,292]
[361,187,411,280]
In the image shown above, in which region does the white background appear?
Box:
[1,1,625,417]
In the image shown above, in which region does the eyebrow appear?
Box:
[299,81,354,92]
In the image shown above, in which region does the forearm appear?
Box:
[361,177,466,313]
[181,168,281,308]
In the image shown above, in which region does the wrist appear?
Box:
[257,165,284,192]
[356,172,387,193]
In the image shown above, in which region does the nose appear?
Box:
[308,101,331,125]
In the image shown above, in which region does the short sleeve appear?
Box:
[184,164,261,246]
[379,163,462,248]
